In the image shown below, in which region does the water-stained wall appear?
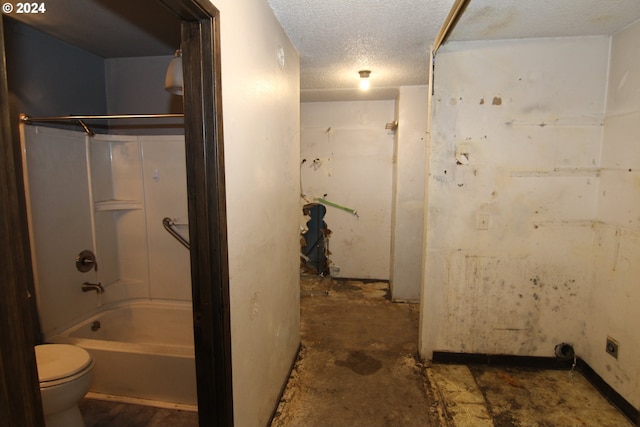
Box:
[421,37,609,358]
[585,20,640,408]
[422,30,640,407]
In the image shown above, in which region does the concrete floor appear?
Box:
[271,276,633,427]
[430,364,633,427]
[272,276,438,427]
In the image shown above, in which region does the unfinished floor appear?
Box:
[270,275,633,427]
[79,398,197,427]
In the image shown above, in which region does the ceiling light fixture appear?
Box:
[359,70,371,91]
[165,49,183,96]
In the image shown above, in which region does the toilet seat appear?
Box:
[35,344,93,388]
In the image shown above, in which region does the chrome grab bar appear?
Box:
[162,217,190,250]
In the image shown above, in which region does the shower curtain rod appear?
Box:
[20,113,184,136]
[20,113,184,122]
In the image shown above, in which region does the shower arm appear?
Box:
[77,119,95,137]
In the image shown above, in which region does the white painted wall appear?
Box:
[420,37,609,358]
[213,1,301,426]
[300,100,395,279]
[585,19,640,408]
[390,86,428,301]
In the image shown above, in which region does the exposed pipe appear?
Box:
[316,198,358,217]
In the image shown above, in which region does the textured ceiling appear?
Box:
[267,0,453,101]
[269,0,640,101]
[8,0,640,102]
[449,0,640,42]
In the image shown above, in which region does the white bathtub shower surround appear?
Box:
[21,125,98,338]
[21,125,194,407]
[50,300,196,407]
[21,125,190,339]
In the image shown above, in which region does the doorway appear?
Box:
[0,1,233,425]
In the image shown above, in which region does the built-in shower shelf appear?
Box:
[95,200,143,211]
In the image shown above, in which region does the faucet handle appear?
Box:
[76,250,98,272]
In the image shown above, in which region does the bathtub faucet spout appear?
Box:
[82,282,104,294]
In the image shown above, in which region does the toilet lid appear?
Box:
[35,344,92,382]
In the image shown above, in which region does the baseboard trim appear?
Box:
[432,351,639,425]
[268,342,302,426]
[432,351,575,369]
[577,359,639,425]
[332,277,390,284]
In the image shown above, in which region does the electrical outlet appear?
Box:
[606,337,619,359]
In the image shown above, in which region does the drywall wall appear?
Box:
[213,1,301,426]
[4,18,106,125]
[585,19,640,407]
[390,86,428,301]
[420,37,609,358]
[4,19,181,135]
[104,56,183,134]
[300,100,395,280]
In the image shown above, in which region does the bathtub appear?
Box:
[49,300,197,408]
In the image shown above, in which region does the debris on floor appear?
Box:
[272,276,437,427]
[272,276,634,427]
[428,363,634,427]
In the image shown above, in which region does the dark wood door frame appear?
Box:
[0,15,46,427]
[159,1,234,425]
[0,1,233,425]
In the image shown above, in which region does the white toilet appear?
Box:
[35,344,94,427]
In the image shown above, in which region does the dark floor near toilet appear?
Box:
[270,275,634,427]
[79,399,198,427]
